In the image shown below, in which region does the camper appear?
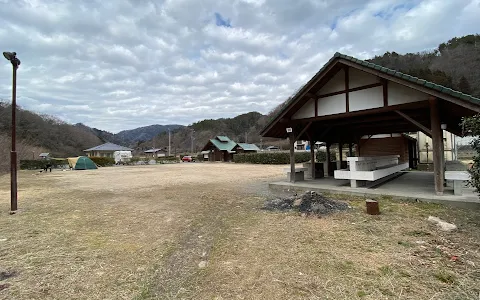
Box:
[114,151,132,164]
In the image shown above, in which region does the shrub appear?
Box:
[233,152,311,164]
[155,156,180,163]
[20,159,68,170]
[316,151,326,162]
[462,115,480,196]
[89,156,115,167]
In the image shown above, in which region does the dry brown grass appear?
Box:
[0,163,479,300]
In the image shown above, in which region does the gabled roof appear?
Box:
[84,142,133,152]
[216,136,231,142]
[210,137,236,151]
[261,52,480,137]
[202,136,237,152]
[236,143,260,151]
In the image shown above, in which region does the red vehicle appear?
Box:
[181,155,195,162]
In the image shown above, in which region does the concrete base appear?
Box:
[269,171,480,209]
[453,180,464,196]
[286,171,304,182]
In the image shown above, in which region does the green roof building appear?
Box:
[201,136,260,161]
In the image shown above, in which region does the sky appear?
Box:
[0,0,479,133]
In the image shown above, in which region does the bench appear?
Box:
[445,171,470,195]
[334,155,409,188]
[283,167,308,181]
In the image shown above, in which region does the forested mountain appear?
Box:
[136,112,285,153]
[117,124,184,144]
[0,102,103,171]
[368,34,480,97]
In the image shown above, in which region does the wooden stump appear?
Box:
[366,199,380,215]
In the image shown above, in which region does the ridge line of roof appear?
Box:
[261,52,480,136]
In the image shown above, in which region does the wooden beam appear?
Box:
[383,79,388,107]
[296,122,312,140]
[345,66,349,112]
[260,60,341,136]
[395,110,432,137]
[317,82,382,99]
[290,100,430,124]
[317,126,332,141]
[310,138,316,179]
[339,58,480,114]
[314,98,318,117]
[325,142,331,177]
[429,98,444,195]
[289,132,296,183]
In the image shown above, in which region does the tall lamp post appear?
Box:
[3,51,21,213]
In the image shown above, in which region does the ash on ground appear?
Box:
[263,191,349,216]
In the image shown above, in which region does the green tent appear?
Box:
[67,156,98,170]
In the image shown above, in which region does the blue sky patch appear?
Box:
[375,1,417,20]
[330,8,360,30]
[214,12,231,28]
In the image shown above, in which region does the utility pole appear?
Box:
[168,129,171,156]
[3,51,20,213]
[191,129,195,154]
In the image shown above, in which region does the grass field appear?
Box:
[0,163,479,300]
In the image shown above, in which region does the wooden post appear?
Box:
[366,199,380,215]
[325,142,331,177]
[289,132,296,183]
[348,143,353,157]
[429,98,444,195]
[337,143,343,170]
[310,138,315,179]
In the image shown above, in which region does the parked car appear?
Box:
[182,155,195,162]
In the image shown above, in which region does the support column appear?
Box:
[337,143,343,170]
[289,132,296,183]
[430,98,444,195]
[325,142,331,177]
[348,143,353,157]
[310,138,315,179]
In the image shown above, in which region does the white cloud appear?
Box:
[0,0,478,132]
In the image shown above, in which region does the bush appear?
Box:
[462,115,480,196]
[316,151,326,162]
[155,156,180,163]
[89,156,115,167]
[233,152,311,164]
[20,159,68,170]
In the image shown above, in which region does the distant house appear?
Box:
[201,136,237,162]
[84,142,133,158]
[39,153,50,159]
[233,143,260,153]
[144,148,167,157]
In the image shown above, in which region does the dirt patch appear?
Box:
[263,191,350,216]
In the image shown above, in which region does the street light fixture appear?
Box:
[3,51,21,213]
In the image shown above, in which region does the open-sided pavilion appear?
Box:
[261,52,480,198]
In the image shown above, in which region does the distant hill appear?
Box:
[0,102,103,172]
[75,123,184,147]
[117,124,184,144]
[136,111,288,154]
[367,34,480,98]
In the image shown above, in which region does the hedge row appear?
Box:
[155,156,180,162]
[20,159,68,170]
[233,152,311,164]
[89,157,115,167]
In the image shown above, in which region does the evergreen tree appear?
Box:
[458,76,472,94]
